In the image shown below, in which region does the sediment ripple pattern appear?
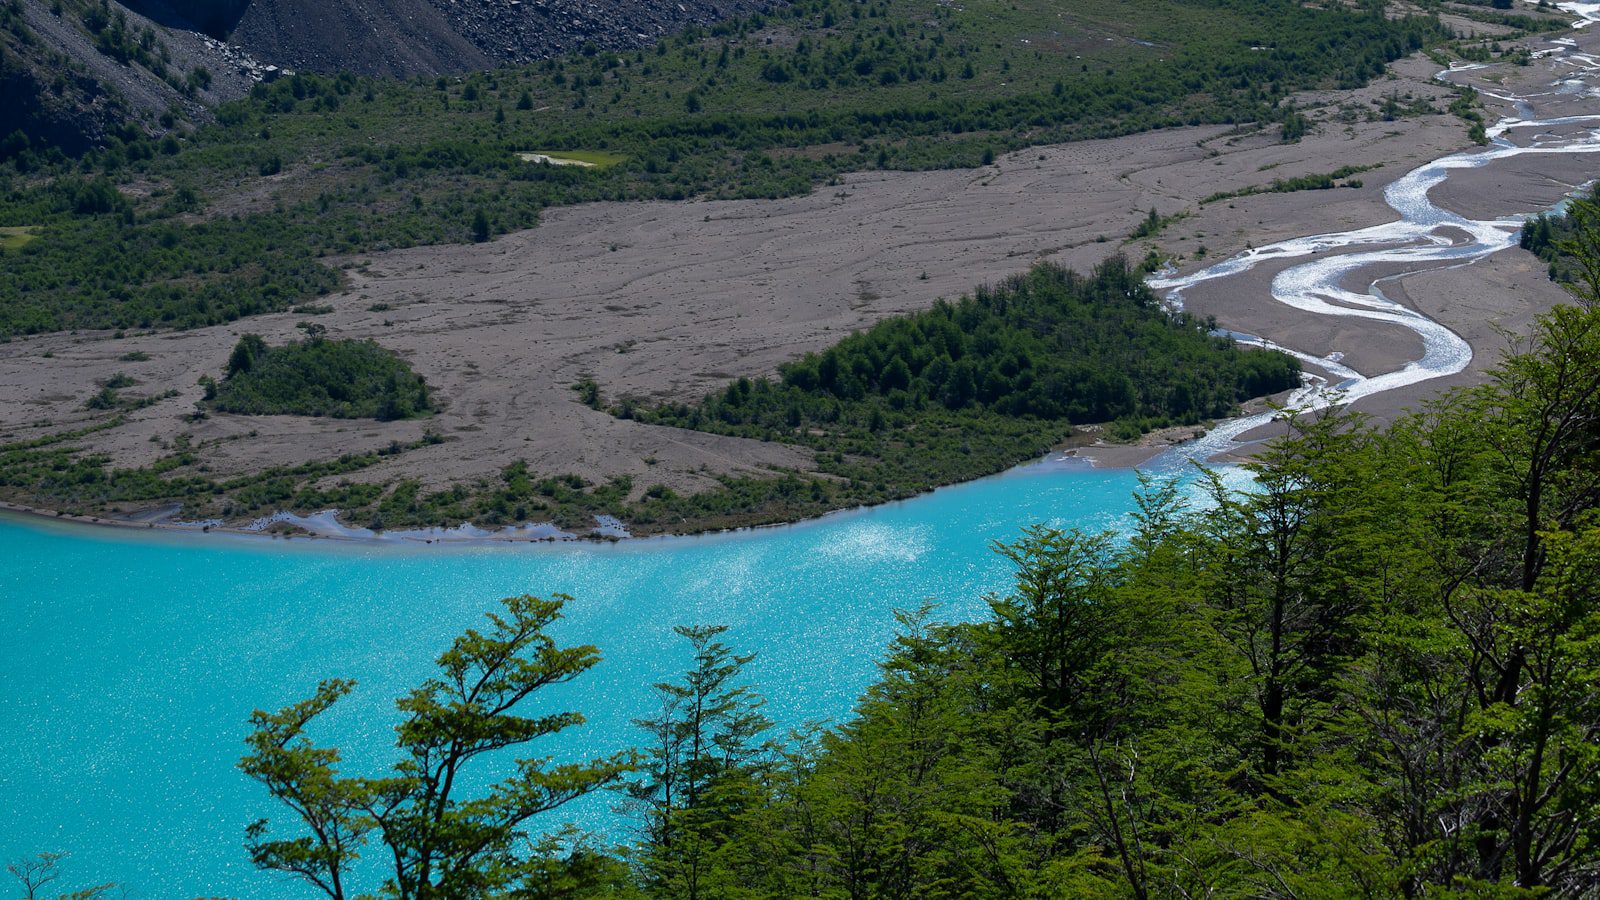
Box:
[1149,3,1600,462]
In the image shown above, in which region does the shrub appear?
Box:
[212,335,433,420]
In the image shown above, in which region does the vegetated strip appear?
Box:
[0,259,1298,537]
[1200,164,1380,205]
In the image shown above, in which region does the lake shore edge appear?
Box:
[0,422,1202,546]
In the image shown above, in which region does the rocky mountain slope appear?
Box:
[4,0,781,159]
[2,0,258,156]
[224,0,782,78]
[121,0,248,36]
[228,0,492,75]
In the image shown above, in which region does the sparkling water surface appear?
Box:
[1,460,1154,898]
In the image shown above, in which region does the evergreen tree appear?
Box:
[240,595,634,899]
[626,625,773,899]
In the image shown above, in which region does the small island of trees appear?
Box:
[210,332,433,421]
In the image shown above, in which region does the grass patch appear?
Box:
[0,226,39,250]
[516,149,627,168]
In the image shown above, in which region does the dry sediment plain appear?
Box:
[0,35,1589,522]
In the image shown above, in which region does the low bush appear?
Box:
[212,334,432,420]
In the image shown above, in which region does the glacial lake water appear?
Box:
[0,458,1182,898]
[11,6,1600,891]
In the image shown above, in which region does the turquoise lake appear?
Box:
[0,458,1232,898]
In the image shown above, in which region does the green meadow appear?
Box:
[0,226,39,250]
[516,149,627,168]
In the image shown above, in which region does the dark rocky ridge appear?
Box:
[5,0,777,157]
[225,0,782,78]
[121,0,250,36]
[229,0,492,75]
[3,0,258,155]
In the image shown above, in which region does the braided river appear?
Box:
[7,6,1600,894]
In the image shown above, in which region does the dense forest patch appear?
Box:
[634,257,1298,438]
[1521,190,1600,285]
[0,0,1453,337]
[591,258,1299,526]
[209,333,433,420]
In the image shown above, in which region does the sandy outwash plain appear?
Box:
[0,29,1592,527]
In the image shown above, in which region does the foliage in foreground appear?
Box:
[240,594,634,899]
[246,284,1600,897]
[5,851,116,899]
[210,333,433,420]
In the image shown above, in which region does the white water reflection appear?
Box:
[1150,5,1600,460]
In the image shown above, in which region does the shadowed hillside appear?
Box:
[226,0,491,75]
[227,0,781,77]
[1,0,257,157]
[4,0,784,158]
[120,0,249,36]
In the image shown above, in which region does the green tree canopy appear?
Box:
[240,594,635,899]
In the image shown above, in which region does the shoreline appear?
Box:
[0,435,1164,548]
[3,19,1586,545]
[0,406,1259,547]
